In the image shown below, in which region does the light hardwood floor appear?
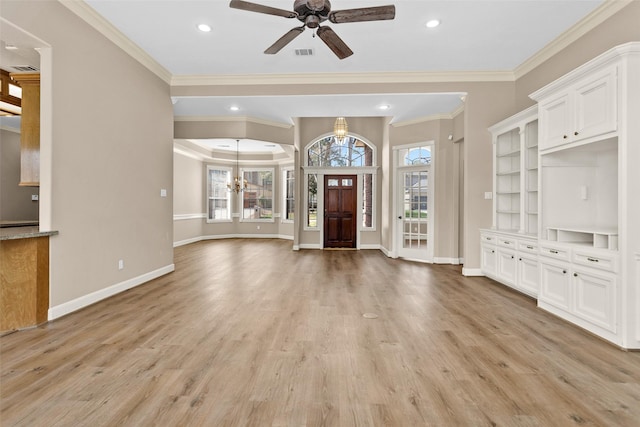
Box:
[2,239,640,426]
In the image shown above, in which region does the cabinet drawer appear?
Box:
[518,240,538,254]
[498,237,516,248]
[481,233,497,245]
[540,244,571,261]
[573,250,618,273]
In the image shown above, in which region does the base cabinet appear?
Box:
[517,255,539,297]
[480,230,538,298]
[538,244,618,341]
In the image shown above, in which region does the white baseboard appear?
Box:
[48,264,175,321]
[174,234,294,247]
[379,246,392,257]
[359,244,381,250]
[434,257,461,265]
[174,236,203,247]
[298,243,321,249]
[462,267,484,276]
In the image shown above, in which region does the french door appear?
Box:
[396,166,433,262]
[324,175,357,248]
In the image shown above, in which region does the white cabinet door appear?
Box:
[517,254,539,297]
[539,93,571,151]
[539,260,571,310]
[573,268,617,333]
[573,67,617,141]
[497,248,517,286]
[481,244,497,277]
[538,66,617,151]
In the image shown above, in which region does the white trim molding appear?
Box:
[514,0,633,79]
[48,264,175,320]
[434,257,462,265]
[59,0,172,84]
[173,213,206,221]
[462,267,484,277]
[173,115,293,129]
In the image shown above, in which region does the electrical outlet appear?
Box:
[118,259,124,270]
[256,225,261,230]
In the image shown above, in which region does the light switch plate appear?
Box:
[160,189,167,197]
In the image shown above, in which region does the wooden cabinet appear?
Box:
[10,72,40,187]
[536,65,617,151]
[488,105,538,235]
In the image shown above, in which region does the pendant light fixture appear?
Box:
[228,139,248,194]
[333,117,348,142]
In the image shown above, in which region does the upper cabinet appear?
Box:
[10,72,40,187]
[534,64,617,151]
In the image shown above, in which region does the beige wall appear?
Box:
[1,128,39,221]
[2,1,174,308]
[173,151,204,244]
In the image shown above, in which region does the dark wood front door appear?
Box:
[324,175,357,248]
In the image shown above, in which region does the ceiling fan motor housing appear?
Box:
[295,0,331,24]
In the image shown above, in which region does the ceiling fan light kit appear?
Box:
[229,0,395,59]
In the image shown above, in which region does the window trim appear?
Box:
[304,132,377,168]
[206,165,233,223]
[282,167,295,224]
[239,167,275,223]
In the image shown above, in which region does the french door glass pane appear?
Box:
[403,171,428,249]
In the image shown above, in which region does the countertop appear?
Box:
[0,226,58,241]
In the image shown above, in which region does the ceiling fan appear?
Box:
[229,0,396,59]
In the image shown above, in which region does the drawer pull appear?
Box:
[519,258,522,261]
[574,131,579,136]
[550,250,559,254]
[504,241,510,245]
[587,257,599,263]
[563,135,568,139]
[574,273,578,277]
[526,245,534,249]
[511,255,514,259]
[491,250,495,253]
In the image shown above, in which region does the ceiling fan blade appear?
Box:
[316,26,353,59]
[329,5,396,24]
[229,0,297,18]
[264,27,305,54]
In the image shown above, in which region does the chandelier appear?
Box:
[334,117,348,142]
[228,139,248,194]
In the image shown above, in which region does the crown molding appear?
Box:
[391,113,456,128]
[514,0,633,80]
[174,115,293,129]
[171,70,515,87]
[59,0,172,84]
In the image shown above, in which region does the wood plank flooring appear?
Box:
[2,239,640,426]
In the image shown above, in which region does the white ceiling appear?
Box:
[1,0,607,152]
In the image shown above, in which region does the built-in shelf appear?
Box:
[497,169,520,176]
[546,226,618,250]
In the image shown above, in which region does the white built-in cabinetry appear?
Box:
[481,43,639,349]
[481,106,539,297]
[530,42,639,349]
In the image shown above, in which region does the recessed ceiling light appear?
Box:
[229,106,240,111]
[379,104,391,110]
[197,24,211,32]
[426,19,440,28]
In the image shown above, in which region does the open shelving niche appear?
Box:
[489,105,538,235]
[540,137,618,251]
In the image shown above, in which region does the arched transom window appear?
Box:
[307,135,374,167]
[399,145,432,166]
